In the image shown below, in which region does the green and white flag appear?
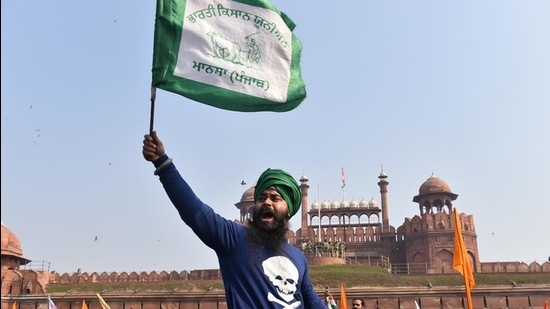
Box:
[151,0,306,112]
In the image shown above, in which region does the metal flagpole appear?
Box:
[318,184,321,242]
[149,86,156,134]
[341,167,346,200]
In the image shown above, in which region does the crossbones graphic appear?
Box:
[267,292,301,309]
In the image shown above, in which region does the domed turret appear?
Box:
[369,197,378,208]
[413,173,458,213]
[311,200,320,210]
[418,173,452,195]
[340,199,349,208]
[359,198,368,208]
[1,222,31,266]
[350,198,359,209]
[235,185,256,222]
[240,185,255,202]
[330,199,339,209]
[1,222,24,258]
[321,200,330,209]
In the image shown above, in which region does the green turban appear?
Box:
[254,168,302,218]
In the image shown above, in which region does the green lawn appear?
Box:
[46,265,550,293]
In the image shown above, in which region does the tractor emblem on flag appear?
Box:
[207,30,262,70]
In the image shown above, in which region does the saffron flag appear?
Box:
[152,0,306,112]
[48,296,58,309]
[544,300,548,309]
[340,283,348,309]
[453,208,475,309]
[341,167,346,188]
[96,293,111,309]
[82,300,89,309]
[12,302,16,309]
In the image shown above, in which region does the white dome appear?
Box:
[311,200,319,209]
[359,198,368,208]
[321,200,330,209]
[330,199,339,209]
[369,197,378,208]
[350,198,359,208]
[340,199,349,208]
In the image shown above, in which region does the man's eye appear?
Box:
[258,195,282,202]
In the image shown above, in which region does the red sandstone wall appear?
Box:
[3,286,550,309]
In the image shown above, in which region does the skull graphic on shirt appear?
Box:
[262,256,299,303]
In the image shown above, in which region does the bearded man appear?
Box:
[142,131,327,309]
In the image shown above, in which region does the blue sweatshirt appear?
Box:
[154,156,326,309]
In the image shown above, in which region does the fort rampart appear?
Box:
[47,261,549,285]
[2,285,550,309]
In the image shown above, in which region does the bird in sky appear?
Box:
[240,180,246,185]
[94,236,98,241]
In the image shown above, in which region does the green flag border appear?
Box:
[151,0,306,112]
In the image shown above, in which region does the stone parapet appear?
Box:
[3,285,550,309]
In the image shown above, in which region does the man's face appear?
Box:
[352,300,363,308]
[253,188,289,230]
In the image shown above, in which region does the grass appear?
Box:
[46,265,550,293]
[309,265,550,288]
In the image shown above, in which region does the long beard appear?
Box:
[246,210,289,256]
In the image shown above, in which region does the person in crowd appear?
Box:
[352,298,365,308]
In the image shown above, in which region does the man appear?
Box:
[324,288,338,309]
[142,131,327,308]
[352,298,365,308]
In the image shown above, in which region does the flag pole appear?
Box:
[318,184,321,242]
[149,86,157,134]
[341,167,346,200]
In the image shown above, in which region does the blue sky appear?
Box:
[1,0,549,274]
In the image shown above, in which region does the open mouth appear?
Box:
[260,208,275,221]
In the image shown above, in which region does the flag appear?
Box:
[453,208,475,309]
[325,294,338,309]
[96,293,111,309]
[82,300,89,309]
[341,167,346,188]
[48,296,58,309]
[340,283,348,309]
[415,300,421,309]
[12,302,16,309]
[544,300,548,309]
[151,0,306,112]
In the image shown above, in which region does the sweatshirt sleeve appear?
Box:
[154,156,242,253]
